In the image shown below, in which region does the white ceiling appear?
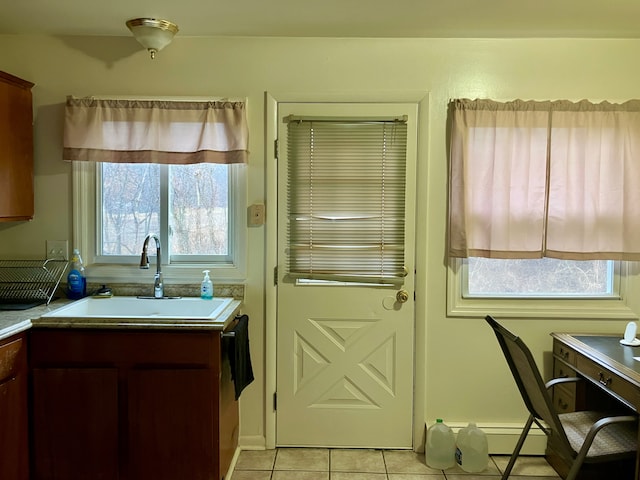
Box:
[2,0,640,38]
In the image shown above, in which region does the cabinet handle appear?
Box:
[559,347,570,360]
[221,332,236,338]
[598,372,612,387]
[557,398,569,410]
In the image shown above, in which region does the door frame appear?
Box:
[265,91,430,450]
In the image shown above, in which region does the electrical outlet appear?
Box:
[248,203,266,226]
[46,240,69,260]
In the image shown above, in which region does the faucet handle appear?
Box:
[140,251,150,269]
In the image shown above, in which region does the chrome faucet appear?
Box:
[139,234,163,298]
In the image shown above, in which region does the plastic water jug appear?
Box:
[455,422,489,473]
[425,419,456,469]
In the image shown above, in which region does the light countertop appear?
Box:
[0,299,73,341]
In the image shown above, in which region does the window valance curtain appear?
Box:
[449,98,640,261]
[63,97,249,164]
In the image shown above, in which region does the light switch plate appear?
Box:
[248,203,266,226]
[46,240,69,260]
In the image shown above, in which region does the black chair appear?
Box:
[485,315,638,480]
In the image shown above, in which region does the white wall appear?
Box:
[1,34,639,452]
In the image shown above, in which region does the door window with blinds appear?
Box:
[285,116,408,285]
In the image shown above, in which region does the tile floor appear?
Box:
[231,448,562,479]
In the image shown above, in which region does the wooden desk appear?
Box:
[551,333,640,479]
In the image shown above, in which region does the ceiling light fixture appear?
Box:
[126,18,179,59]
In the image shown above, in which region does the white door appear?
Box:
[276,102,417,448]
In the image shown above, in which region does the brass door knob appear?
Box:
[396,290,410,303]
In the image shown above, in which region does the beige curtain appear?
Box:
[63,97,249,164]
[449,98,640,261]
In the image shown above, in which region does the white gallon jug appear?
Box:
[455,422,489,473]
[425,419,456,469]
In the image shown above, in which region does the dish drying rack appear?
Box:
[0,259,69,305]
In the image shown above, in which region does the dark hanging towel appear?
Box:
[228,314,254,400]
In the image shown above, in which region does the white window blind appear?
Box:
[286,117,408,284]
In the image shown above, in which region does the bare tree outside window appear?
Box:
[101,162,229,259]
[102,163,160,255]
[170,163,228,255]
[467,257,613,297]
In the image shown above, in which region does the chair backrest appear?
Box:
[485,315,572,453]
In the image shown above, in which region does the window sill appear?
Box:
[447,259,637,320]
[447,295,637,320]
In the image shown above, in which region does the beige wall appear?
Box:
[1,34,639,452]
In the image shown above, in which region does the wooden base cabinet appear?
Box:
[0,333,28,480]
[29,329,239,480]
[31,368,119,480]
[127,369,216,480]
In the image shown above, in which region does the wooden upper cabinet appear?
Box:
[0,71,34,222]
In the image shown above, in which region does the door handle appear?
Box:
[396,290,410,303]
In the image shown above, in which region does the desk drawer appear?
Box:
[575,356,640,410]
[553,361,576,380]
[553,361,576,395]
[552,360,577,412]
[553,384,575,413]
[553,340,576,365]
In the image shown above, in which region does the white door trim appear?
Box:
[264,90,430,450]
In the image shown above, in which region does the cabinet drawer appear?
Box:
[0,336,25,383]
[553,361,576,379]
[30,330,220,367]
[553,361,576,396]
[553,341,576,365]
[553,384,575,413]
[575,356,640,410]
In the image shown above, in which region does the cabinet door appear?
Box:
[0,72,34,221]
[0,333,28,480]
[127,368,216,480]
[219,338,239,478]
[0,376,28,480]
[31,368,119,480]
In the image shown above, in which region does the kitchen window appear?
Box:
[447,98,637,319]
[447,257,631,319]
[464,257,617,298]
[65,97,248,283]
[97,162,236,264]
